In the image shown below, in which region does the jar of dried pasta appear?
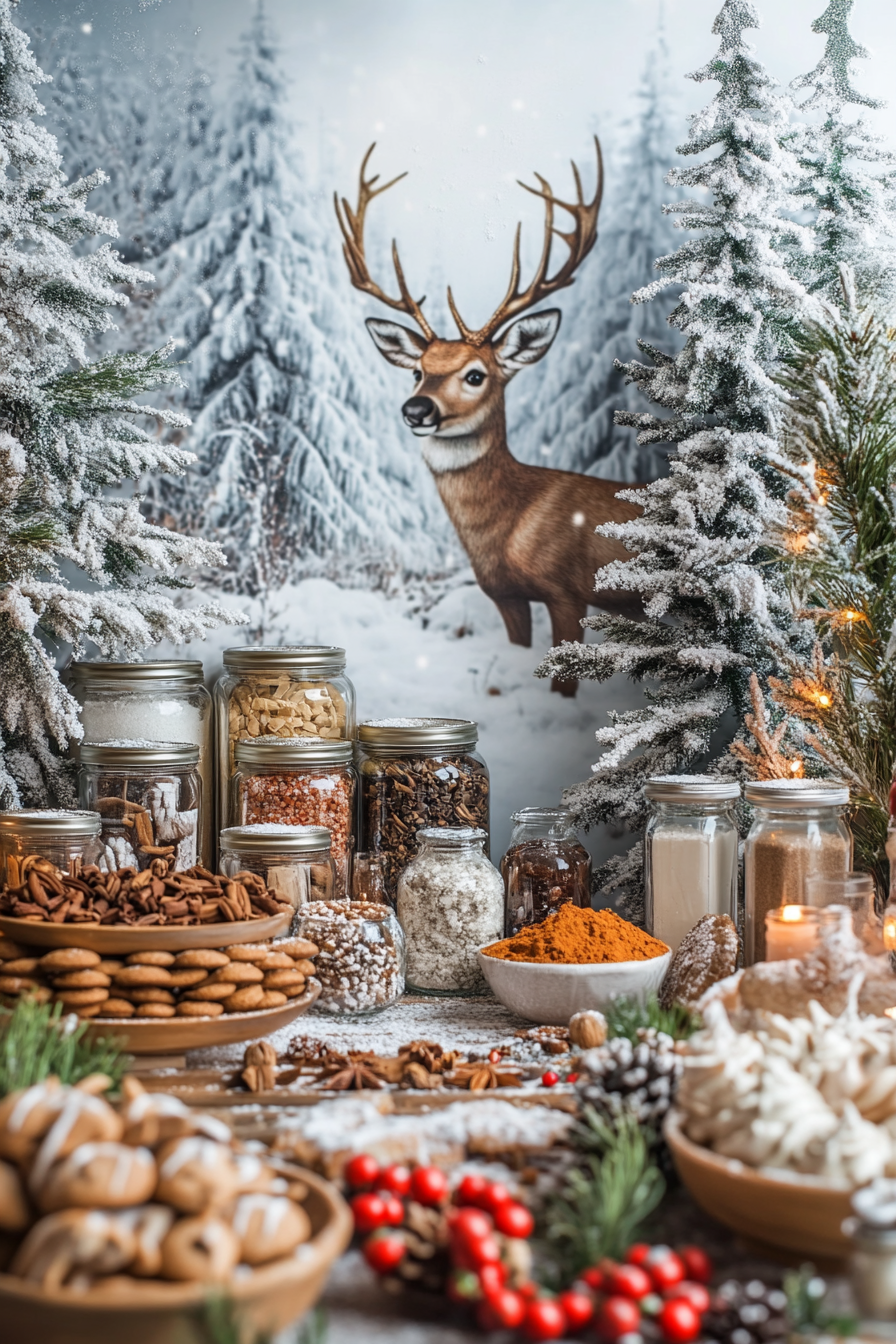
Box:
[219,823,336,915]
[231,738,356,899]
[0,809,102,884]
[78,741,202,872]
[356,718,490,902]
[214,646,355,835]
[744,779,851,965]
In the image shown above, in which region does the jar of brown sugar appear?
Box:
[231,738,356,899]
[501,806,591,936]
[744,779,851,965]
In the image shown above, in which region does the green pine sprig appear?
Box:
[0,997,129,1096]
[784,1264,858,1337]
[602,993,700,1044]
[197,1297,327,1344]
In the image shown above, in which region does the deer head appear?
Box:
[335,141,603,464]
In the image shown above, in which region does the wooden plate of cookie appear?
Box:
[0,909,291,954]
[86,979,321,1053]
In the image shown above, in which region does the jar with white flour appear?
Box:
[643,776,740,952]
[397,827,503,995]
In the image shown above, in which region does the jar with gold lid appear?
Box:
[0,809,102,884]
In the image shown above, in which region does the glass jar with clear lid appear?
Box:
[78,741,202,872]
[357,719,490,903]
[214,646,355,840]
[744,779,851,965]
[501,806,591,936]
[68,660,213,868]
[218,823,336,916]
[296,900,405,1016]
[397,827,503,995]
[643,776,740,953]
[0,809,102,884]
[231,738,356,899]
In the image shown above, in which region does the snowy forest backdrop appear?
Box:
[19,0,896,863]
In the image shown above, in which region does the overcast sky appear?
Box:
[21,0,896,321]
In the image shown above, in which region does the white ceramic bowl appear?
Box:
[477,946,671,1025]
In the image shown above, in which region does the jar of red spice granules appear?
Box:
[231,738,356,899]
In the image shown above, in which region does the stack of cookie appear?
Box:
[0,937,318,1019]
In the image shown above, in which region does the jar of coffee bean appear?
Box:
[356,718,489,902]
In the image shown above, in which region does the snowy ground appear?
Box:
[161,573,644,873]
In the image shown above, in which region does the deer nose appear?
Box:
[401,396,440,431]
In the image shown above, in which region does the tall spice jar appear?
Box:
[78,741,202,872]
[231,738,355,899]
[0,810,102,884]
[218,823,337,914]
[743,779,851,965]
[214,646,355,836]
[68,661,213,869]
[643,776,740,952]
[356,718,490,902]
[501,806,591,936]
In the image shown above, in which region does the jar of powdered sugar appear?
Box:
[643,776,740,953]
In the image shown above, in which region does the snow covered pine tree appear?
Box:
[536,0,813,916]
[0,0,237,809]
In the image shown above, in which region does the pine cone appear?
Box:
[576,1028,683,1128]
[702,1279,788,1344]
[386,1199,452,1293]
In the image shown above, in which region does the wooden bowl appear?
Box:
[0,1166,353,1344]
[86,980,321,1054]
[664,1107,853,1261]
[0,910,290,954]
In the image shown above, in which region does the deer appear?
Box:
[334,140,641,695]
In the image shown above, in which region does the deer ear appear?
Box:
[493,310,561,374]
[366,318,428,369]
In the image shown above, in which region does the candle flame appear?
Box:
[884,916,896,951]
[886,1008,896,1021]
[781,905,805,922]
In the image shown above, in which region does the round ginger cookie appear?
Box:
[274,937,319,960]
[256,952,296,971]
[172,949,230,970]
[136,1002,176,1019]
[281,982,308,999]
[2,957,40,975]
[225,944,268,963]
[223,985,264,1012]
[114,965,174,988]
[51,970,112,989]
[0,938,26,961]
[54,987,109,1007]
[207,963,263,986]
[73,1002,106,1018]
[125,951,175,967]
[40,948,100,972]
[128,987,175,1005]
[101,999,135,1017]
[262,969,305,990]
[183,982,236,1002]
[256,990,287,1009]
[97,960,123,975]
[0,975,39,995]
[176,1001,224,1018]
[292,959,317,977]
[167,968,209,989]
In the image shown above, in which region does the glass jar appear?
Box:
[214,646,355,839]
[219,823,336,913]
[78,741,202,872]
[396,827,503,995]
[231,738,356,900]
[500,806,591,936]
[357,718,490,903]
[297,900,405,1016]
[0,809,102,884]
[845,1183,896,1322]
[744,779,851,965]
[68,660,213,870]
[643,776,740,953]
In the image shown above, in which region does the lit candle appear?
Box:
[764,904,834,961]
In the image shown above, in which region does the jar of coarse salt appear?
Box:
[643,776,740,953]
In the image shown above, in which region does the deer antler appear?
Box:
[334,143,435,341]
[448,136,603,347]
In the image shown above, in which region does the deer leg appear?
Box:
[493,597,532,648]
[547,601,585,697]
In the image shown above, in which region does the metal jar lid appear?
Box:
[234,738,354,767]
[79,741,200,769]
[744,779,849,807]
[644,775,741,804]
[0,809,101,838]
[222,646,346,675]
[219,824,332,854]
[358,717,478,753]
[417,826,487,844]
[70,660,204,684]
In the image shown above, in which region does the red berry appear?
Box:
[493,1200,535,1239]
[447,1267,482,1303]
[581,1266,605,1291]
[607,1264,653,1300]
[523,1298,567,1341]
[646,1247,686,1293]
[450,1207,494,1245]
[478,1288,526,1331]
[464,1234,502,1268]
[351,1191,388,1233]
[597,1296,642,1341]
[362,1229,405,1274]
[479,1180,513,1213]
[678,1245,712,1285]
[558,1289,594,1329]
[658,1298,701,1343]
[409,1165,449,1206]
[666,1282,710,1315]
[541,1070,560,1087]
[625,1243,652,1267]
[489,1048,502,1063]
[566,1072,580,1083]
[344,1153,379,1189]
[380,1194,405,1227]
[456,1173,489,1207]
[518,1280,541,1301]
[376,1164,411,1198]
[478,1261,507,1297]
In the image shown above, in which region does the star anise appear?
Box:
[399,1040,460,1074]
[447,1062,524,1092]
[318,1061,388,1091]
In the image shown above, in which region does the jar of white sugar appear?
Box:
[396,827,503,995]
[643,776,740,953]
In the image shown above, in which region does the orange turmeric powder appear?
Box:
[482,904,668,965]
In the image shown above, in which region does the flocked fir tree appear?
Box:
[536,0,814,916]
[148,5,447,603]
[0,0,238,809]
[787,0,896,304]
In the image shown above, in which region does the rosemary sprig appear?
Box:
[198,1296,327,1344]
[784,1265,858,1337]
[0,997,129,1096]
[603,993,700,1043]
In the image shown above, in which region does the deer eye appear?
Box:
[412,369,422,383]
[464,369,486,386]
